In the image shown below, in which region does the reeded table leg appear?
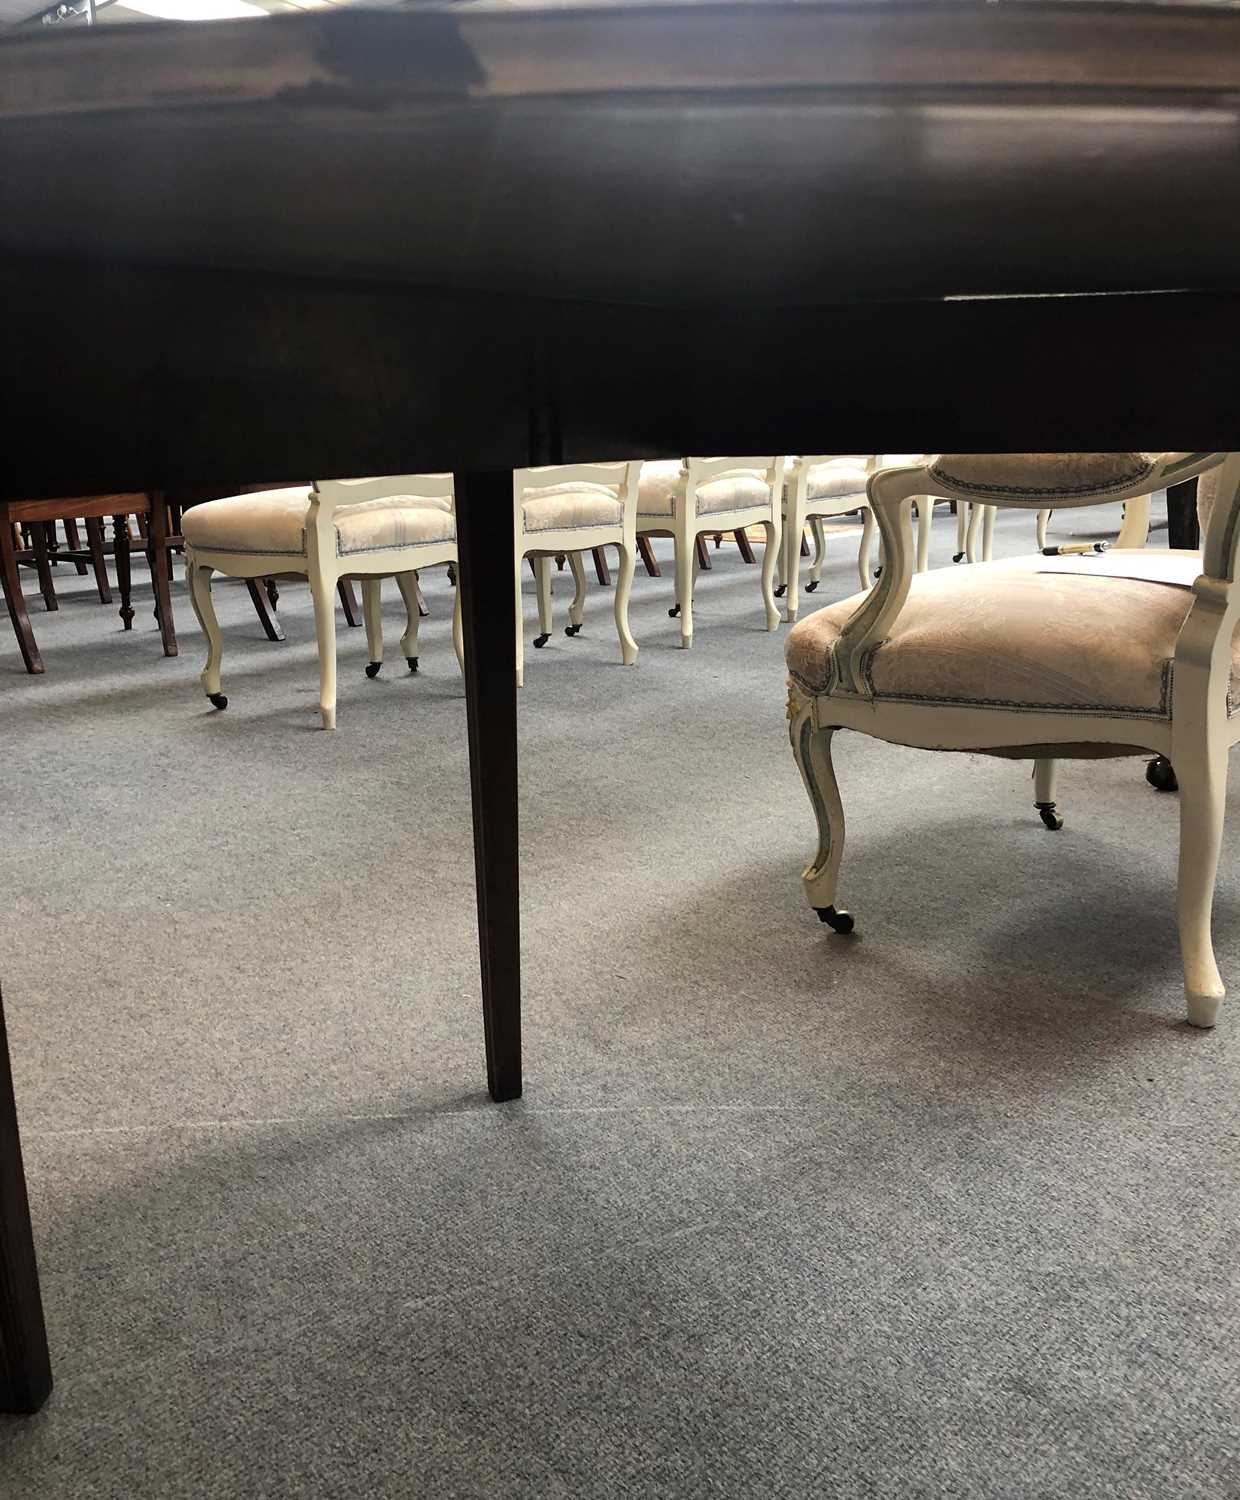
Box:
[454,470,522,1102]
[0,987,52,1415]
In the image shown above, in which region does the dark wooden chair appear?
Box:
[1,493,175,674]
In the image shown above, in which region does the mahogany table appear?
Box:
[4,0,1240,1413]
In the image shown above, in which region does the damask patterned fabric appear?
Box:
[785,554,1239,719]
[521,485,624,533]
[797,460,869,502]
[181,487,455,557]
[928,453,1154,499]
[335,498,455,555]
[638,460,771,518]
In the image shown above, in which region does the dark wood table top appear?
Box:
[4,1,1240,495]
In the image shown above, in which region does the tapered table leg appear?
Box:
[453,470,522,1102]
[0,988,52,1415]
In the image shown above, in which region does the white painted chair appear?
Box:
[513,461,640,687]
[777,456,876,623]
[637,456,784,647]
[778,455,948,621]
[785,450,1236,1027]
[183,473,463,729]
[958,494,1153,562]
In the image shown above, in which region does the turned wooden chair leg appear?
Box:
[733,528,757,564]
[245,578,286,641]
[83,517,111,603]
[592,546,612,586]
[695,534,713,571]
[146,498,177,656]
[62,518,88,576]
[336,576,362,627]
[30,525,57,613]
[0,521,43,673]
[637,536,661,577]
[112,514,133,629]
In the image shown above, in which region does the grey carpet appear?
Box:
[0,504,1237,1499]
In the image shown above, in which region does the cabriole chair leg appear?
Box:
[532,553,553,647]
[565,551,586,636]
[1175,742,1227,1027]
[614,538,638,665]
[362,577,383,677]
[187,558,227,710]
[396,571,422,672]
[790,708,853,932]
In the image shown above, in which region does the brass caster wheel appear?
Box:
[805,581,819,594]
[815,905,854,933]
[1036,801,1064,831]
[208,692,228,711]
[365,661,381,679]
[668,604,681,618]
[533,633,549,649]
[774,584,787,598]
[565,623,582,637]
[1146,756,1178,793]
[406,656,418,673]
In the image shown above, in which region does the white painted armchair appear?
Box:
[777,455,877,622]
[513,461,641,687]
[958,493,1154,563]
[183,473,463,729]
[637,456,784,647]
[785,450,1236,1027]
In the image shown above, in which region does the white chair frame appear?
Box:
[636,456,784,648]
[778,455,876,623]
[513,461,640,687]
[186,473,463,730]
[958,494,1154,562]
[787,450,1237,1027]
[781,455,945,619]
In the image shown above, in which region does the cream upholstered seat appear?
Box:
[785,450,1239,1029]
[635,457,784,646]
[799,458,870,500]
[513,462,640,686]
[182,487,455,557]
[184,475,463,729]
[520,483,624,533]
[637,461,770,519]
[786,552,1234,716]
